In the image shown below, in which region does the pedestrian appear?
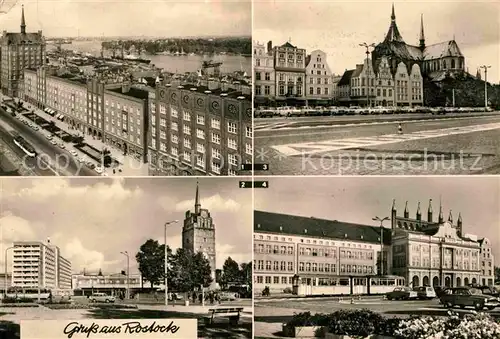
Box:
[209,292,214,304]
[198,293,202,304]
[397,123,403,134]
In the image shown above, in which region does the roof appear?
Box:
[352,64,364,78]
[423,41,463,60]
[384,20,405,43]
[2,32,43,45]
[338,69,355,86]
[107,86,149,100]
[280,42,296,49]
[254,210,392,245]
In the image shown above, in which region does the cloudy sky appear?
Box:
[255,177,500,260]
[254,0,500,83]
[0,0,251,37]
[0,177,252,275]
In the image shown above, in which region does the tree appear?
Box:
[495,266,500,284]
[240,262,252,286]
[221,257,241,288]
[169,248,212,292]
[136,239,169,289]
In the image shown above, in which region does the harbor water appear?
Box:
[62,40,251,75]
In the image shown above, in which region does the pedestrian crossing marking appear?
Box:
[271,122,500,157]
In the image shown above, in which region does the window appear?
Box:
[228,154,238,166]
[159,104,166,115]
[183,110,191,121]
[196,129,205,139]
[211,133,221,144]
[196,115,205,125]
[172,122,178,131]
[246,126,252,138]
[171,134,178,144]
[183,125,191,135]
[196,143,205,153]
[211,161,221,174]
[211,118,220,129]
[227,122,237,134]
[228,138,237,150]
[171,107,178,118]
[212,148,221,159]
[183,138,191,149]
[245,143,252,155]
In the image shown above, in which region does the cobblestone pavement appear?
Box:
[254,114,500,175]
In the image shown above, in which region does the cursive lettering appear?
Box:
[63,322,99,339]
[63,321,180,338]
[122,321,179,334]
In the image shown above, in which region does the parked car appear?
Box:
[476,286,500,298]
[69,150,78,157]
[89,293,115,303]
[439,287,500,311]
[433,286,446,298]
[386,287,418,300]
[415,286,436,300]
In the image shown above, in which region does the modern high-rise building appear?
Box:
[11,240,72,290]
[182,182,216,279]
[0,6,45,97]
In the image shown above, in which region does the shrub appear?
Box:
[286,312,329,327]
[0,303,39,308]
[326,309,385,337]
[2,297,35,304]
[44,303,91,310]
[283,287,293,294]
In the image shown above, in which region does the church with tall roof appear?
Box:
[372,4,465,82]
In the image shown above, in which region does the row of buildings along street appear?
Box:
[253,2,500,176]
[0,177,253,338]
[253,176,500,338]
[0,3,252,177]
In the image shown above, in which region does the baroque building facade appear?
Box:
[272,41,306,102]
[253,41,275,105]
[305,49,332,104]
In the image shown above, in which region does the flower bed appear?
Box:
[283,309,500,338]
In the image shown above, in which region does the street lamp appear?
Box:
[372,216,390,276]
[120,251,130,300]
[359,43,376,108]
[164,220,179,306]
[480,65,491,110]
[4,246,13,297]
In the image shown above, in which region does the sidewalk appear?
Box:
[20,100,148,176]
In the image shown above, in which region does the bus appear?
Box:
[13,135,37,157]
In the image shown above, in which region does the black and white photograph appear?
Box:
[0,177,253,338]
[253,176,500,339]
[253,1,500,175]
[0,0,252,177]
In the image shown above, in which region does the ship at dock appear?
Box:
[111,54,151,64]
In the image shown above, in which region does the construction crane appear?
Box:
[201,60,223,78]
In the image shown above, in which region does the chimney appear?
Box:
[267,40,273,54]
[122,83,131,93]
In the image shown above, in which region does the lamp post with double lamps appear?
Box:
[359,43,376,108]
[120,251,130,300]
[164,220,179,306]
[372,216,390,275]
[3,246,13,298]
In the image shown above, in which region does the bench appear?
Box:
[204,307,244,326]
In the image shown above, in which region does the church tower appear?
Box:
[20,5,26,34]
[419,14,426,50]
[384,3,405,43]
[182,181,216,279]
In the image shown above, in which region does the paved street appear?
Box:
[0,303,252,338]
[254,113,500,175]
[254,297,500,338]
[0,109,97,176]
